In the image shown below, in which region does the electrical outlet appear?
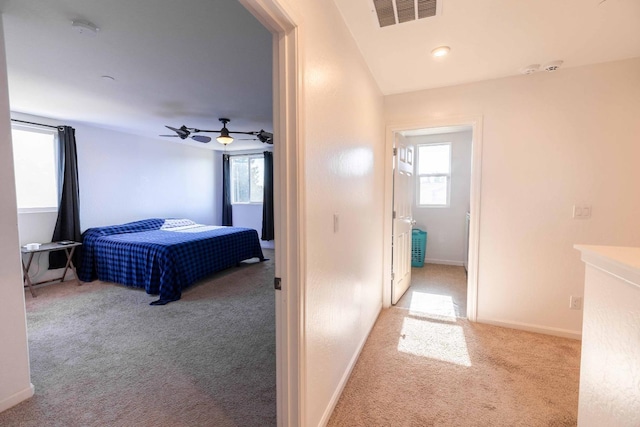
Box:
[573,203,592,219]
[569,296,582,310]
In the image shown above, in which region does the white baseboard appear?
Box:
[424,258,464,267]
[318,302,382,427]
[0,383,34,414]
[477,317,582,340]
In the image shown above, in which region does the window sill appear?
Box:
[18,207,59,214]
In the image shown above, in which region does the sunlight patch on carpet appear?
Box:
[397,316,472,367]
[408,291,456,321]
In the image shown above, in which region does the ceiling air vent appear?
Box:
[372,0,439,28]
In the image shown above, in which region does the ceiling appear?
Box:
[334,0,640,95]
[2,0,639,150]
[1,0,273,151]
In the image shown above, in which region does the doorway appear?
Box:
[384,116,483,321]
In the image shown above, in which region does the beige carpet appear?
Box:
[396,264,468,318]
[328,265,581,427]
[0,250,276,427]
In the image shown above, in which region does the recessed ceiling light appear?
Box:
[71,19,99,37]
[431,46,451,58]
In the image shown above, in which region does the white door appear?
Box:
[392,137,414,304]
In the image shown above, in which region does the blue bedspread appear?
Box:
[78,219,264,304]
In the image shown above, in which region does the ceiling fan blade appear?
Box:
[159,134,179,137]
[165,125,190,139]
[256,130,274,144]
[191,135,211,143]
[228,130,259,135]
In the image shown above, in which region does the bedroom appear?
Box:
[1,0,279,424]
[2,0,640,426]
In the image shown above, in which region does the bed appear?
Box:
[78,218,265,304]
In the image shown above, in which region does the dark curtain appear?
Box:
[222,153,233,226]
[261,151,274,241]
[50,126,82,269]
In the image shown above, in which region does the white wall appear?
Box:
[293,0,385,425]
[385,57,640,337]
[0,18,33,413]
[76,123,216,229]
[410,130,472,265]
[576,246,640,427]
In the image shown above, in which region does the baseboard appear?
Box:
[318,302,382,426]
[477,317,582,340]
[424,258,464,267]
[0,383,34,414]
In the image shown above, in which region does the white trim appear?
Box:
[17,207,58,214]
[384,115,483,323]
[239,2,303,426]
[318,304,382,426]
[477,317,582,340]
[424,258,464,266]
[0,384,34,413]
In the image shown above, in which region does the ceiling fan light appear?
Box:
[217,135,234,145]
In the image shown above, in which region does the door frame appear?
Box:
[383,115,483,321]
[238,1,304,425]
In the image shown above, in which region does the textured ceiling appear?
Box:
[2,0,273,151]
[334,0,640,95]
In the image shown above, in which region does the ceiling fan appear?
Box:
[160,118,273,145]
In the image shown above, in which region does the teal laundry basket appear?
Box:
[411,229,427,267]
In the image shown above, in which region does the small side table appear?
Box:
[21,241,82,297]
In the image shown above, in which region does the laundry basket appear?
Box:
[411,229,427,268]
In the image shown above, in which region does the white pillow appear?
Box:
[160,219,197,229]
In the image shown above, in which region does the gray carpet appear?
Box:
[0,249,276,427]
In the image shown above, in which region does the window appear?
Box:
[11,125,59,212]
[417,143,451,207]
[230,154,264,204]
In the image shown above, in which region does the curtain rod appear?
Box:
[11,118,60,130]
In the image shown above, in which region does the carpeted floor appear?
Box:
[328,265,581,427]
[396,264,468,319]
[0,249,276,427]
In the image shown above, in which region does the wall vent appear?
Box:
[372,0,439,28]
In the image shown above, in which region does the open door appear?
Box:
[391,134,414,304]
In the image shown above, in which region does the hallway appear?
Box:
[328,265,580,426]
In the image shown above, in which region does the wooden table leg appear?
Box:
[22,252,37,297]
[64,247,82,286]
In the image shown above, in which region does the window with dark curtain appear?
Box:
[261,151,274,240]
[222,153,233,226]
[50,126,82,269]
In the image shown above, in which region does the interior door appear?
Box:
[392,136,414,304]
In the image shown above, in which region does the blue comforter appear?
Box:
[78,219,264,304]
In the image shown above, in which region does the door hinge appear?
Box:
[393,210,396,219]
[391,272,395,281]
[393,147,397,156]
[274,277,281,290]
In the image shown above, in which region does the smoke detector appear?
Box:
[543,60,564,72]
[71,19,99,37]
[520,64,540,75]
